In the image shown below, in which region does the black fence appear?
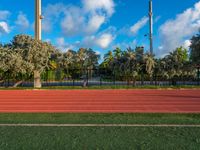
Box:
[0,69,199,87]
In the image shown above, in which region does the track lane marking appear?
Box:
[0,124,200,127]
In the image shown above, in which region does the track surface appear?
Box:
[0,90,200,113]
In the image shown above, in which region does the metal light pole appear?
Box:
[35,0,42,40]
[149,0,153,55]
[34,0,42,88]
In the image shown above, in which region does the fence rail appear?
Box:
[0,69,199,87]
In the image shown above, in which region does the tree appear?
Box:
[144,53,155,79]
[85,48,100,69]
[113,47,122,59]
[0,45,32,87]
[58,50,75,71]
[158,47,189,85]
[75,48,100,87]
[11,35,56,88]
[102,50,114,70]
[190,32,200,82]
[112,47,122,78]
[76,48,87,71]
[123,47,137,84]
[135,47,145,84]
[190,32,200,65]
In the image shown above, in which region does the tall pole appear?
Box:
[35,0,42,40]
[149,0,153,55]
[34,0,42,88]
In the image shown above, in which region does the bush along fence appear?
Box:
[0,68,199,88]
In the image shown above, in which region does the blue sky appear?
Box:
[0,0,200,58]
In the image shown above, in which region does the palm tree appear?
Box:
[144,53,155,79]
[113,47,122,59]
[103,51,114,68]
[122,48,137,84]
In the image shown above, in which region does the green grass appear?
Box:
[0,126,200,150]
[0,113,200,125]
[0,113,200,149]
[1,85,200,90]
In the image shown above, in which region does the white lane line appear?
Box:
[0,124,200,127]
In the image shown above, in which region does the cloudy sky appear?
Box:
[0,0,200,58]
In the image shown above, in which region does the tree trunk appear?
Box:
[83,79,87,87]
[34,70,42,88]
[132,78,136,87]
[13,80,23,88]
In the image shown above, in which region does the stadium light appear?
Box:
[34,0,43,88]
[35,0,43,40]
[149,0,153,55]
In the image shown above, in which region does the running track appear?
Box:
[0,90,200,113]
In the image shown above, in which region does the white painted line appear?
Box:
[0,124,200,127]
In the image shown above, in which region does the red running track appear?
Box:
[0,90,200,113]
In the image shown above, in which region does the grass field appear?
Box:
[0,113,200,124]
[1,126,200,150]
[0,113,200,149]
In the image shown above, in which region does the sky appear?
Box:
[0,0,200,59]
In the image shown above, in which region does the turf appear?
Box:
[0,126,200,150]
[0,113,200,124]
[0,114,200,149]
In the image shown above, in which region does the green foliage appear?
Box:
[101,47,155,81]
[157,47,193,80]
[12,34,56,72]
[0,45,31,81]
[0,35,57,86]
[190,32,200,65]
[144,53,155,77]
[0,32,200,86]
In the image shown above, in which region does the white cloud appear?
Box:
[61,6,85,36]
[85,14,105,34]
[15,12,30,31]
[42,3,66,32]
[158,46,163,50]
[82,33,114,49]
[158,1,200,57]
[0,21,10,34]
[130,16,149,35]
[0,10,10,20]
[183,40,191,49]
[95,51,101,55]
[81,36,96,47]
[82,0,115,16]
[56,37,66,50]
[56,37,74,51]
[43,0,115,36]
[95,33,114,49]
[113,40,137,50]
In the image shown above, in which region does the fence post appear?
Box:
[87,69,89,86]
[141,72,144,86]
[7,72,10,88]
[198,67,200,86]
[100,76,102,86]
[113,72,116,85]
[99,69,102,86]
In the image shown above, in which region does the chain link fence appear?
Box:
[0,69,199,88]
